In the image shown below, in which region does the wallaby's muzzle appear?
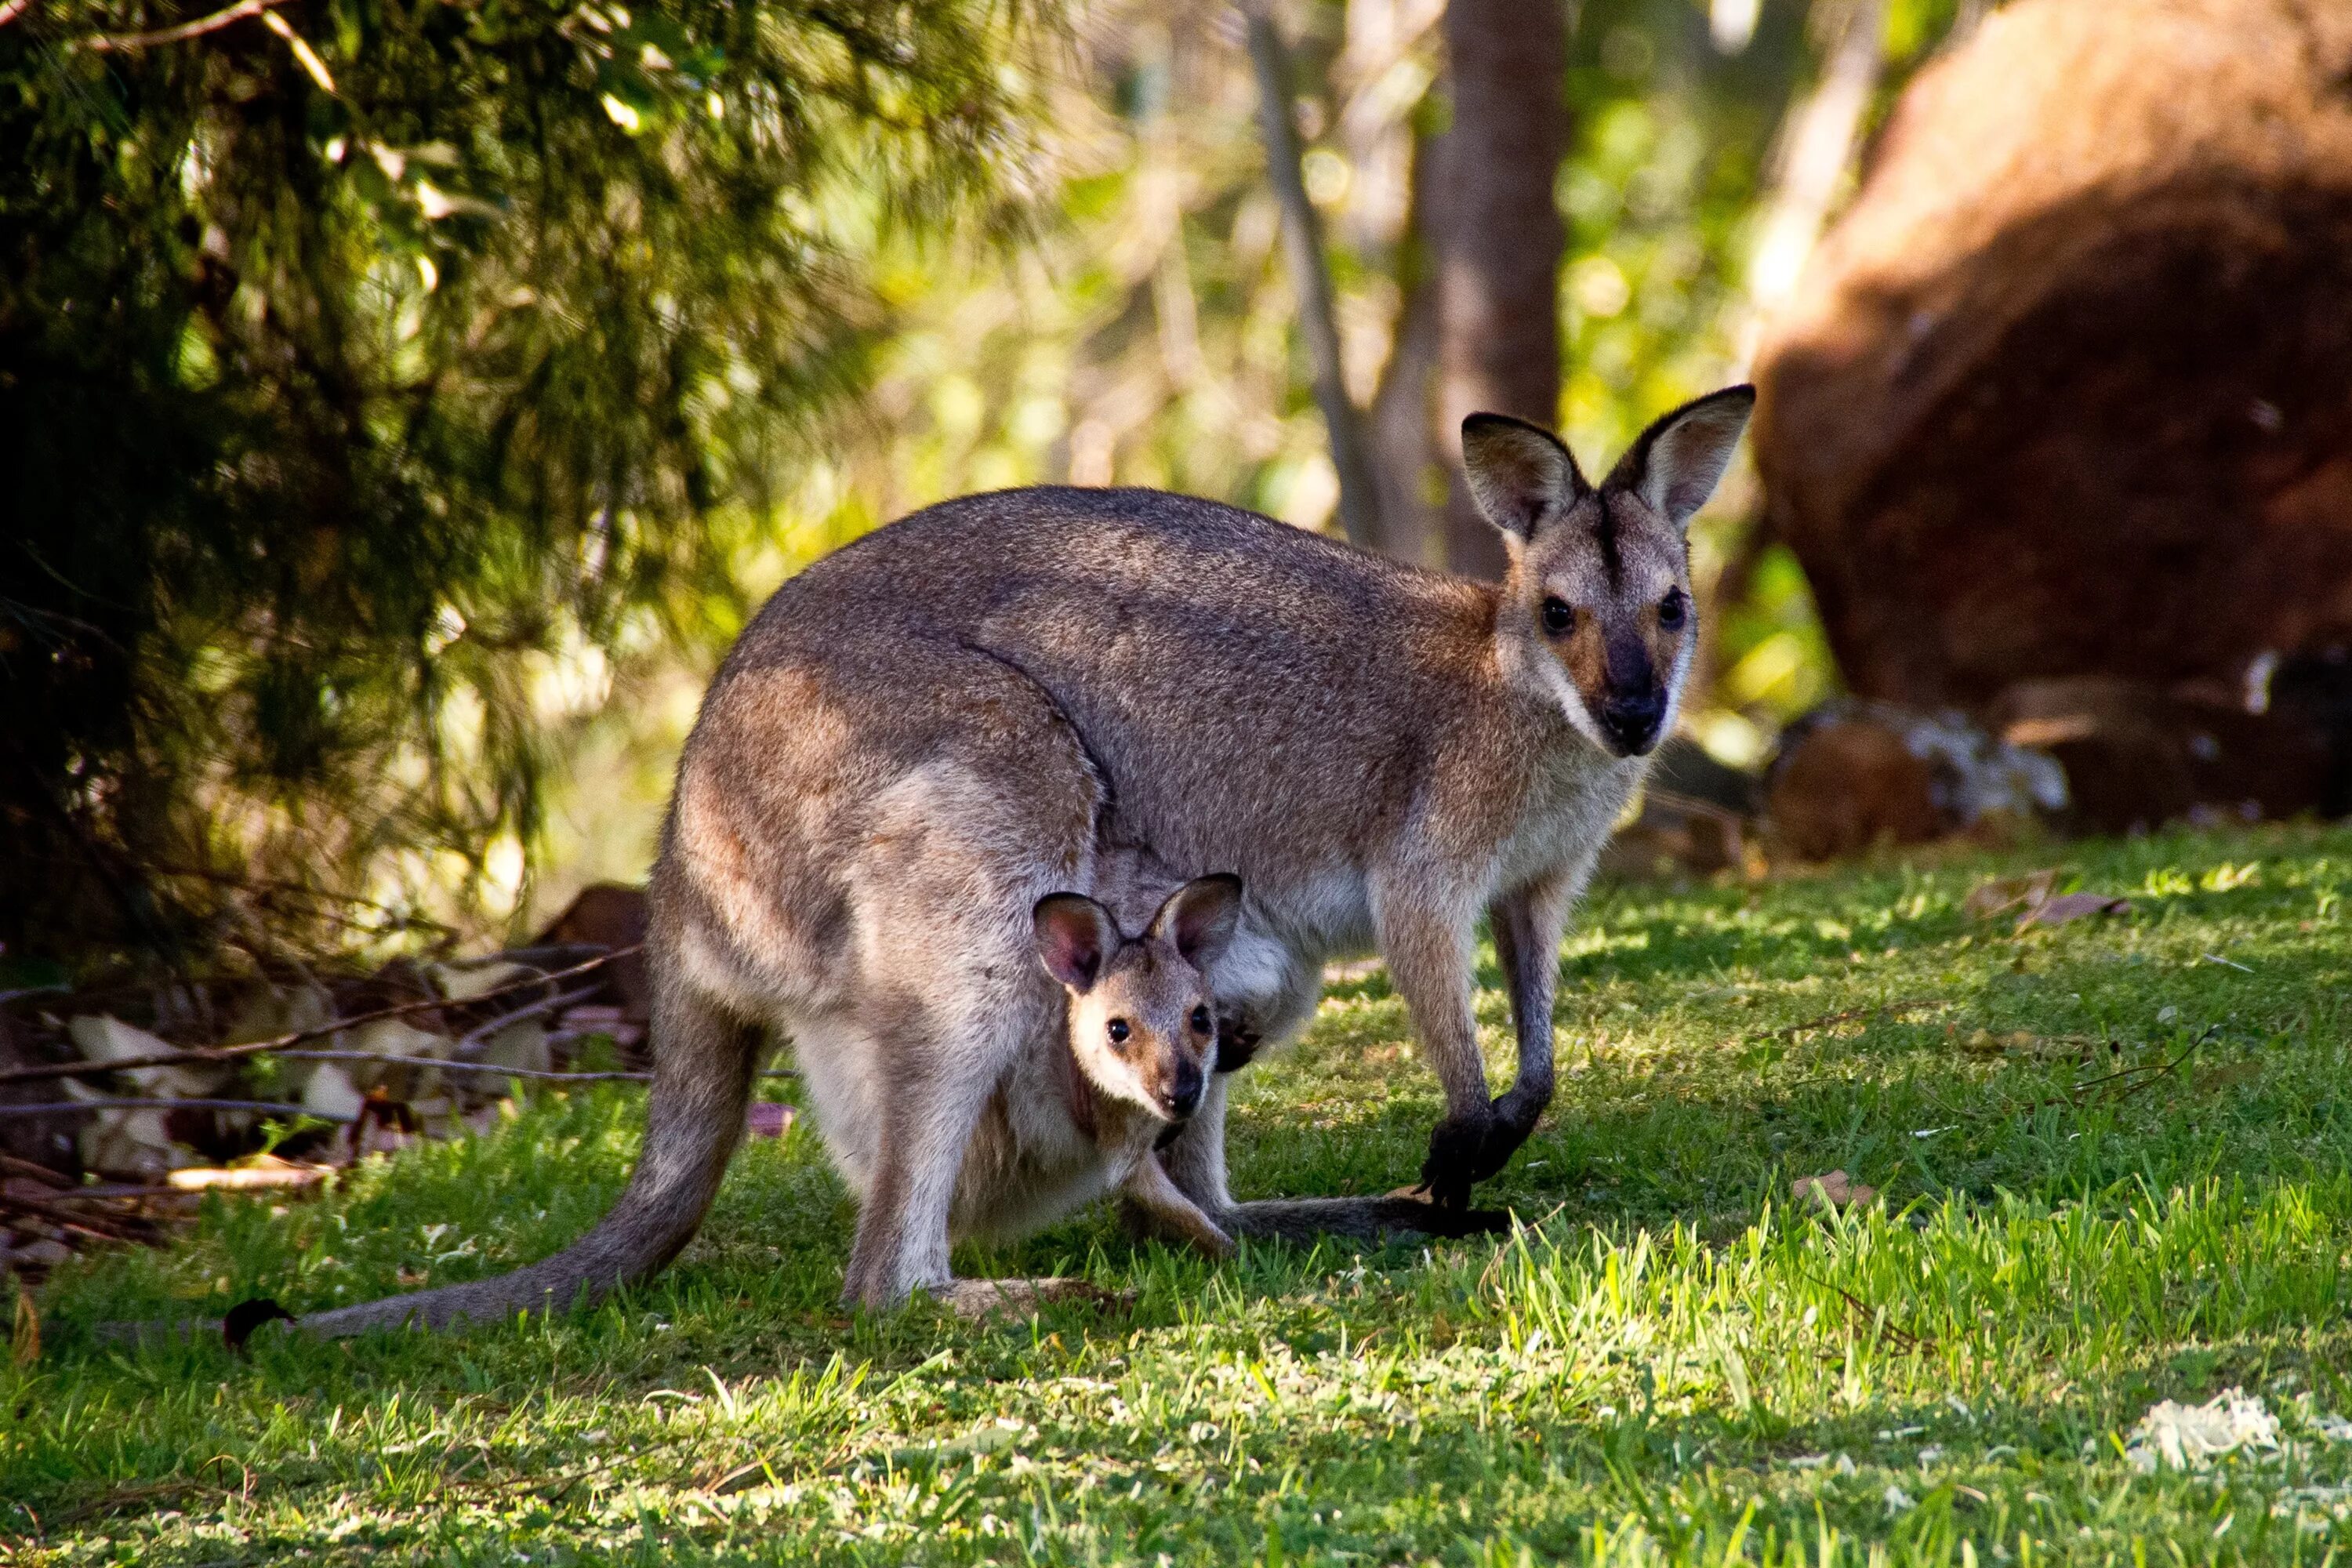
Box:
[1598,688,1666,756]
[1164,1058,1205,1120]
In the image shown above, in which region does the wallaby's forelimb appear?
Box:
[1488,871,1576,1146]
[841,1011,1000,1309]
[1374,878,1510,1207]
[292,978,760,1337]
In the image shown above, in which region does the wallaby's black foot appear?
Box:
[1418,1093,1544,1207]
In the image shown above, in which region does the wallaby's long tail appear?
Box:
[1221,1196,1512,1245]
[293,980,761,1338]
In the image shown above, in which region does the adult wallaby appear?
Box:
[292,387,1752,1328]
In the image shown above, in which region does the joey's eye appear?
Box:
[1658,589,1688,630]
[1190,1006,1212,1034]
[1106,1018,1131,1045]
[1541,597,1575,636]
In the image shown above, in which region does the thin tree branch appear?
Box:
[266,1049,801,1084]
[0,947,639,1087]
[1241,0,1385,551]
[0,1098,355,1122]
[78,0,289,50]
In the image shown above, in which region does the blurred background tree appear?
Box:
[0,0,1048,974]
[2,0,1987,976]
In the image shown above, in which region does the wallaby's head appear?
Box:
[1465,385,1756,758]
[1032,873,1243,1124]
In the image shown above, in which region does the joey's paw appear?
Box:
[935,1278,1135,1320]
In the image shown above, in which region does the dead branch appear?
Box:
[0,1097,354,1121]
[267,1050,800,1084]
[78,0,289,50]
[1242,0,1385,549]
[0,946,640,1088]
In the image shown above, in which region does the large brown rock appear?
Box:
[1753,0,2352,708]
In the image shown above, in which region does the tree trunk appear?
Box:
[1367,120,1443,566]
[1244,1,1387,551]
[1432,0,1568,579]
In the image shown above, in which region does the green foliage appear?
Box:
[0,0,1043,970]
[16,823,2352,1560]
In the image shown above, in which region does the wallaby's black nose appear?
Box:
[1599,691,1664,755]
[1169,1059,1204,1119]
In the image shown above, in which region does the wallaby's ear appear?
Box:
[1606,385,1755,529]
[1033,894,1120,993]
[1148,873,1243,971]
[1461,413,1588,541]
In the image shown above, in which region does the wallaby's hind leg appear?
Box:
[839,1008,1004,1309]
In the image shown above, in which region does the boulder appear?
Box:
[1753,0,2352,710]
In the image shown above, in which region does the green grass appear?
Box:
[9,823,2352,1565]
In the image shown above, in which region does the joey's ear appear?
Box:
[1033,894,1120,993]
[1461,413,1587,541]
[1148,873,1243,971]
[1606,385,1755,528]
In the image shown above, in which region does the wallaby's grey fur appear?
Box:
[293,388,1754,1330]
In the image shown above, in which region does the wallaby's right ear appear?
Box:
[1461,413,1588,541]
[1148,873,1243,971]
[1033,894,1120,993]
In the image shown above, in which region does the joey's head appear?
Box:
[1031,873,1242,1124]
[1465,387,1756,758]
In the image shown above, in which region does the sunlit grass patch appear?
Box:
[6,822,2352,1564]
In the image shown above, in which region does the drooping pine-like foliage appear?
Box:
[0,0,1044,973]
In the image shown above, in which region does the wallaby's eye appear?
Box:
[1658,589,1688,630]
[1190,1006,1212,1034]
[1541,597,1575,636]
[1106,1018,1131,1045]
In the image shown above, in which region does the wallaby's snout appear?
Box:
[1168,1055,1205,1120]
[1597,639,1666,756]
[1034,873,1243,1123]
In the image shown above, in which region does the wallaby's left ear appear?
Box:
[1606,385,1755,529]
[1461,413,1588,540]
[1148,873,1243,971]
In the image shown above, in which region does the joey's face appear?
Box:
[1033,873,1243,1125]
[1461,388,1757,760]
[1063,948,1218,1122]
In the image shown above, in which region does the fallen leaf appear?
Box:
[1962,870,2057,921]
[431,960,530,1003]
[1793,1169,1878,1209]
[66,1014,218,1097]
[2125,1388,2278,1472]
[2016,891,2131,931]
[745,1102,796,1139]
[475,1018,550,1076]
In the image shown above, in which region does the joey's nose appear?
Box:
[1167,1059,1204,1120]
[1599,691,1664,755]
